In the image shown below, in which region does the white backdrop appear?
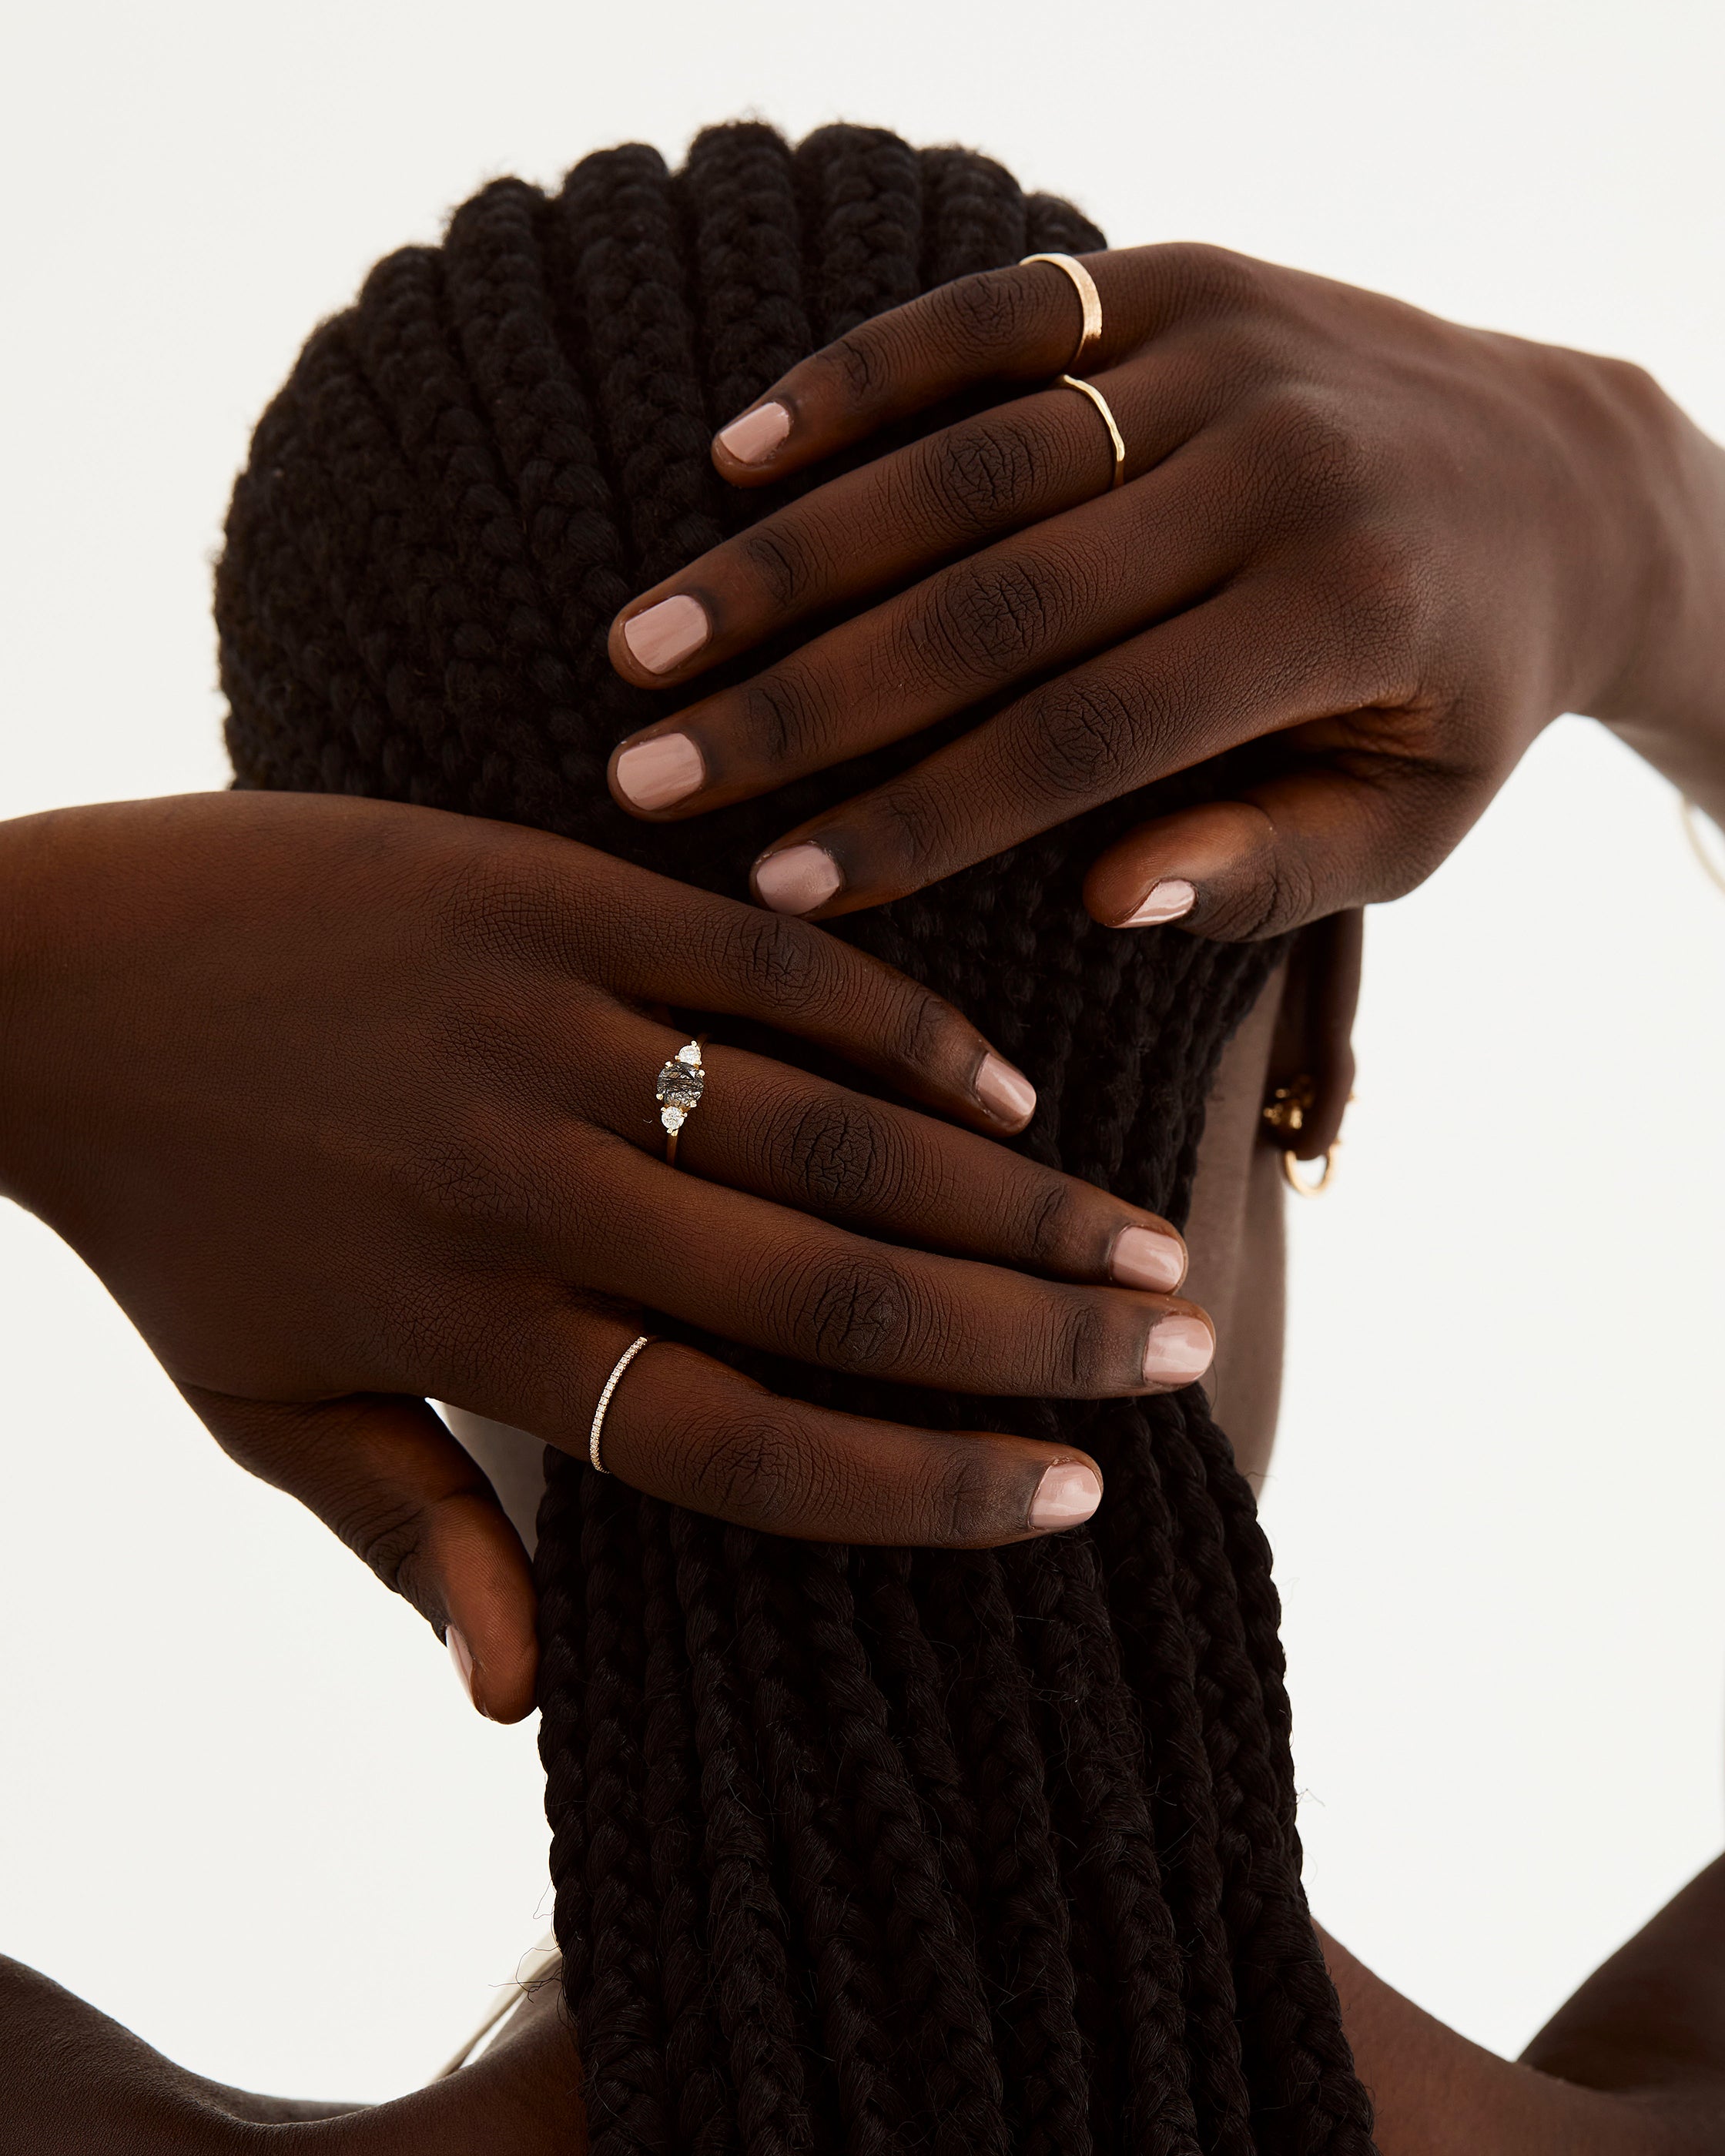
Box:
[2,0,1722,2107]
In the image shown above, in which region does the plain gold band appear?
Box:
[589,1334,658,1473]
[1057,373,1127,490]
[1020,250,1104,371]
[1282,1145,1340,1198]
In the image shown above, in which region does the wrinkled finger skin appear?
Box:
[0,792,1216,1713]
[608,242,1725,936]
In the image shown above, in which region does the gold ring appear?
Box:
[589,1334,658,1474]
[1056,373,1126,490]
[655,1036,706,1165]
[1282,1144,1339,1198]
[1020,251,1104,372]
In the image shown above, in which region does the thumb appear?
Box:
[1083,765,1472,942]
[180,1385,538,1722]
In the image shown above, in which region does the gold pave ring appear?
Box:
[1020,251,1104,373]
[590,1334,658,1474]
[655,1036,706,1165]
[1056,373,1127,491]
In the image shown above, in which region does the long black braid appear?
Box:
[216,119,1376,2156]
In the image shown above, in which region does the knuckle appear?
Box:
[1057,1294,1118,1394]
[1015,1173,1090,1274]
[936,266,1044,357]
[735,666,832,765]
[339,1494,434,1610]
[1023,677,1144,802]
[927,1444,1016,1545]
[780,1093,909,1216]
[1206,848,1319,941]
[1152,240,1266,318]
[826,330,885,407]
[912,554,1063,685]
[740,521,819,611]
[718,905,830,1013]
[873,782,955,889]
[794,1251,916,1374]
[685,1411,808,1528]
[913,413,1043,535]
[1254,384,1384,524]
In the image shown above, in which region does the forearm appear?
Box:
[1319,1853,1725,2153]
[1589,368,1725,825]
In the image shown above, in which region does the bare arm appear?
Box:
[1321,1854,1725,2153]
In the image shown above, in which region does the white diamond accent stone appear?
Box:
[661,1104,686,1132]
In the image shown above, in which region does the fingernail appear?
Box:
[447,1624,479,1710]
[1110,1224,1185,1294]
[753,842,842,915]
[621,594,711,675]
[1141,1314,1215,1388]
[974,1050,1037,1127]
[1120,879,1196,928]
[716,400,792,464]
[614,732,705,812]
[1028,1459,1102,1531]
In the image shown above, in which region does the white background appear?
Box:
[2,0,1723,2109]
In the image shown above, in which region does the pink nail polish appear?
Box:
[1028,1459,1102,1531]
[753,842,842,915]
[1110,1224,1185,1294]
[716,401,792,464]
[614,732,705,812]
[447,1625,477,1708]
[974,1050,1037,1127]
[621,594,710,675]
[1120,879,1196,928]
[1141,1314,1214,1388]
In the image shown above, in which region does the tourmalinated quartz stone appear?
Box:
[655,1040,705,1133]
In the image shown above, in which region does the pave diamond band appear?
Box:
[655,1037,706,1164]
[589,1334,658,1474]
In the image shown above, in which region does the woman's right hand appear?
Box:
[0,791,1211,1718]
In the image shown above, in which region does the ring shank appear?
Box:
[1020,250,1104,373]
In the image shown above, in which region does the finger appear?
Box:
[707,250,1153,485]
[183,1385,538,1722]
[608,343,1217,691]
[1082,755,1481,942]
[743,577,1384,918]
[498,1318,1109,1548]
[588,1037,1190,1293]
[546,854,1043,1134]
[553,1134,1216,1399]
[608,413,1243,822]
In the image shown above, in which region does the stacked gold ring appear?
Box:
[1019,251,1125,491]
[1020,251,1104,373]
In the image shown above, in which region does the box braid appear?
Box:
[216,119,1377,2156]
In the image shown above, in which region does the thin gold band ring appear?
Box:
[1020,251,1104,372]
[1057,373,1127,490]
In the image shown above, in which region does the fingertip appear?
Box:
[713,399,792,472]
[1027,1455,1103,1532]
[973,1049,1037,1130]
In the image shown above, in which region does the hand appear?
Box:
[0,792,1211,1718]
[603,243,1723,935]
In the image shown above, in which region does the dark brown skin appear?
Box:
[605,243,1725,922]
[0,789,1218,1725]
[7,242,1725,2147]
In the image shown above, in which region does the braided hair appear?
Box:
[216,120,1376,2156]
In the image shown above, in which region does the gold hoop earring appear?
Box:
[1281,1144,1340,1197]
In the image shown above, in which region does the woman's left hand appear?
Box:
[603,243,1725,936]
